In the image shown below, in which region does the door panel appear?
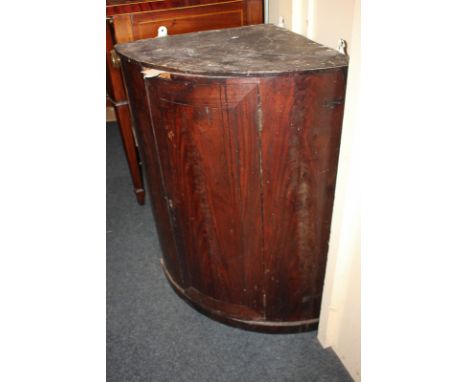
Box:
[145,76,265,318]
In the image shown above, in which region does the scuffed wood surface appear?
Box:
[115,24,348,76]
[117,23,349,332]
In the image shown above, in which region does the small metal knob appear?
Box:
[110,49,121,68]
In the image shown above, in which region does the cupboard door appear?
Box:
[144,76,265,320]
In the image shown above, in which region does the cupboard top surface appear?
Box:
[115,24,348,77]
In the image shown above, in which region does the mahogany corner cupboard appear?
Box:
[116,24,348,333]
[106,0,264,205]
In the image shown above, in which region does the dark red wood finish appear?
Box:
[117,25,348,333]
[106,0,264,205]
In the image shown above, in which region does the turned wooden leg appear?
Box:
[113,102,145,205]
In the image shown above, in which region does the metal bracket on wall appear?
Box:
[156,26,168,38]
[337,38,348,56]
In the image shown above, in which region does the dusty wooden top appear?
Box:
[115,24,348,77]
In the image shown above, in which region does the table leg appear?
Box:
[113,102,145,205]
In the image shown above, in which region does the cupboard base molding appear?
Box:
[161,260,319,334]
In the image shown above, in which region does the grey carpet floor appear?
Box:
[106,122,353,382]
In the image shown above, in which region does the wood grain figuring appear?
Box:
[113,14,135,43]
[120,58,185,285]
[117,25,347,333]
[145,77,264,313]
[130,2,245,40]
[107,0,263,206]
[243,0,263,24]
[106,0,249,17]
[259,70,347,322]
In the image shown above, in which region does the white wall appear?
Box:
[307,0,356,50]
[291,0,308,35]
[267,1,361,380]
[315,0,360,379]
[268,0,293,29]
[268,0,356,51]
